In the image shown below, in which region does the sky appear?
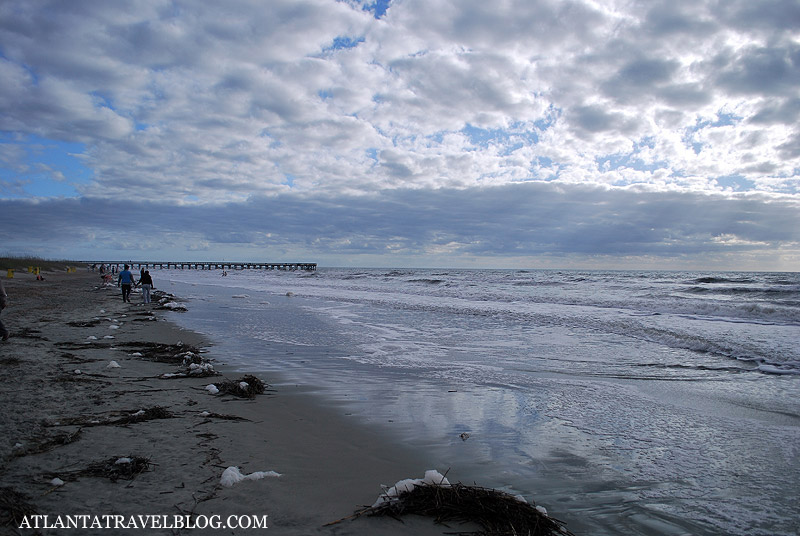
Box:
[1,0,799,270]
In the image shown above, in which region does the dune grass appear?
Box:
[0,255,85,272]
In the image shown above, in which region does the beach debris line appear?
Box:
[197,410,250,421]
[159,350,218,379]
[12,429,82,458]
[331,470,573,536]
[69,455,153,482]
[209,375,268,398]
[219,466,281,488]
[41,456,154,484]
[153,291,188,311]
[46,406,174,427]
[0,487,38,529]
[117,341,203,364]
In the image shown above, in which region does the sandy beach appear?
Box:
[0,270,465,535]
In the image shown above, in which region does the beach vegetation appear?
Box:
[0,255,85,272]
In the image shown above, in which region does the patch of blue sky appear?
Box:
[360,0,391,19]
[365,148,379,162]
[710,111,741,127]
[692,111,742,130]
[534,105,561,132]
[682,111,744,155]
[461,123,539,151]
[0,134,93,198]
[283,174,296,188]
[258,129,281,148]
[318,89,334,100]
[715,175,755,192]
[595,137,670,173]
[595,151,669,173]
[89,90,115,110]
[323,35,365,54]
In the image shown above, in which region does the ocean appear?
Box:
[157,268,800,535]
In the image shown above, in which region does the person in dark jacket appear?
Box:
[140,270,154,304]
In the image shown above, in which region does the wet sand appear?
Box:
[0,270,460,535]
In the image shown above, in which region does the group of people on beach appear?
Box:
[116,264,155,304]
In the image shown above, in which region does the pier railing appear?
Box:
[86,261,316,271]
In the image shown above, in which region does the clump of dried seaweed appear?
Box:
[14,327,47,340]
[357,482,573,536]
[117,342,201,364]
[159,351,218,379]
[212,375,267,398]
[112,406,173,425]
[78,455,152,482]
[47,406,173,428]
[155,294,188,311]
[66,319,104,328]
[0,487,37,528]
[15,429,82,457]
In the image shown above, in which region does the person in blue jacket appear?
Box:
[117,264,137,303]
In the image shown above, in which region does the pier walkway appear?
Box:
[87,261,316,271]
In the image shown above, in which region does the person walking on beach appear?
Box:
[140,270,154,304]
[117,264,136,303]
[0,278,9,341]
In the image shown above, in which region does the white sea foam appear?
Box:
[160,268,800,536]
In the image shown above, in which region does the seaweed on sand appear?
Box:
[212,375,267,398]
[81,455,153,481]
[116,342,201,364]
[15,429,83,457]
[111,406,173,425]
[46,456,153,483]
[0,487,37,529]
[338,481,574,536]
[157,351,218,379]
[48,406,174,427]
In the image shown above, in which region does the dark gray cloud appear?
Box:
[715,42,800,97]
[713,0,800,35]
[2,183,797,267]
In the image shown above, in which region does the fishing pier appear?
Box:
[89,261,317,271]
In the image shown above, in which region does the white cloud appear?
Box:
[0,0,798,267]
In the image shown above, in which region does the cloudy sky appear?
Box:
[1,0,799,270]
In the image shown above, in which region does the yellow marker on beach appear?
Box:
[6,269,13,278]
[28,266,33,273]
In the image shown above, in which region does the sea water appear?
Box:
[159,268,800,535]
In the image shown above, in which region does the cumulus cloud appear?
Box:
[0,0,798,267]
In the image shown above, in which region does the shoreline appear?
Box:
[0,270,457,535]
